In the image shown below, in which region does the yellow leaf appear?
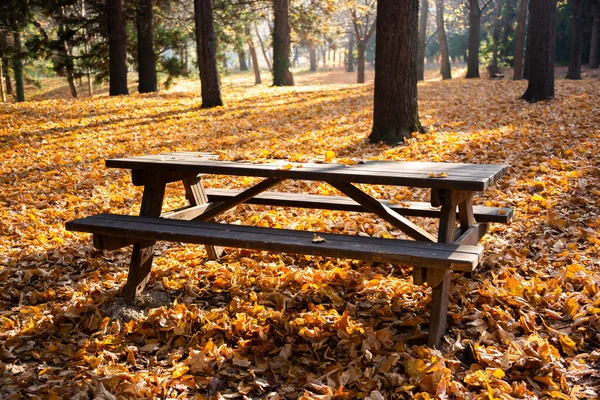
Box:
[324,151,335,163]
[172,364,189,379]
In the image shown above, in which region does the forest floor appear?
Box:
[1,68,600,399]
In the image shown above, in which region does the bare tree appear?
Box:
[436,0,451,79]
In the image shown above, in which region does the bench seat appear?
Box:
[204,189,513,224]
[66,213,483,272]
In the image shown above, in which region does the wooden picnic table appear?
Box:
[66,152,511,347]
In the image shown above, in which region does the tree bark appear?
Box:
[309,45,317,71]
[238,50,248,71]
[489,0,503,77]
[255,26,272,71]
[589,2,600,68]
[522,0,556,102]
[2,58,11,95]
[466,0,482,78]
[436,0,452,79]
[369,0,424,145]
[0,59,6,102]
[64,40,79,98]
[194,0,222,107]
[247,40,261,84]
[352,8,376,84]
[137,0,157,93]
[417,0,428,81]
[347,33,354,72]
[566,0,586,79]
[272,0,294,86]
[107,0,128,96]
[513,0,528,79]
[357,42,366,83]
[11,21,24,102]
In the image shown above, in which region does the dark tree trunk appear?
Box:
[357,42,366,83]
[194,0,222,107]
[489,0,503,77]
[272,0,294,86]
[222,57,228,70]
[63,40,79,98]
[590,2,600,68]
[347,33,354,72]
[417,0,428,81]
[3,58,12,95]
[466,0,481,78]
[245,27,261,84]
[436,0,452,79]
[0,26,12,96]
[523,0,534,79]
[309,45,317,71]
[107,0,128,96]
[566,0,586,79]
[369,0,424,145]
[522,0,556,102]
[513,0,528,79]
[137,0,157,93]
[11,22,24,102]
[238,50,248,71]
[0,58,5,102]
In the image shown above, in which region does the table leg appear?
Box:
[183,176,224,259]
[123,183,166,303]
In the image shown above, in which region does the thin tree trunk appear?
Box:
[2,58,11,95]
[64,41,79,97]
[522,0,556,102]
[107,0,129,96]
[347,33,354,72]
[246,29,261,84]
[589,2,600,68]
[272,0,294,86]
[0,59,6,102]
[417,0,428,81]
[513,0,528,79]
[357,42,366,83]
[436,0,452,79]
[566,0,586,79]
[489,0,503,77]
[11,23,24,102]
[370,0,424,144]
[194,0,222,107]
[80,0,93,96]
[137,0,157,93]
[466,0,481,78]
[238,50,248,71]
[309,45,317,71]
[255,26,272,71]
[523,0,533,79]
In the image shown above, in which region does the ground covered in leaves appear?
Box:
[1,74,600,399]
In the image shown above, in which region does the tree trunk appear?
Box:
[238,50,248,71]
[137,0,157,93]
[522,0,556,102]
[566,0,586,79]
[255,26,272,71]
[107,0,129,96]
[11,24,24,102]
[246,30,262,84]
[589,2,600,68]
[436,0,452,79]
[194,0,223,107]
[369,0,424,145]
[513,0,528,79]
[523,0,534,79]
[272,0,294,86]
[347,33,354,72]
[2,58,11,95]
[357,42,366,83]
[417,0,428,81]
[466,0,481,79]
[64,40,79,98]
[489,0,503,77]
[309,45,317,71]
[0,59,6,102]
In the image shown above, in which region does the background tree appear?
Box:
[436,0,452,79]
[565,0,589,79]
[370,0,423,144]
[522,0,556,102]
[107,0,128,96]
[513,0,527,79]
[137,0,157,93]
[590,0,600,68]
[348,0,376,83]
[194,0,222,107]
[272,0,293,85]
[488,0,504,77]
[417,0,428,81]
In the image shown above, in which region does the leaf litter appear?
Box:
[0,79,600,398]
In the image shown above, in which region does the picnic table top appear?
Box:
[106,152,508,191]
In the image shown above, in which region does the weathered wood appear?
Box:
[122,183,165,302]
[131,170,199,186]
[204,189,513,223]
[106,154,509,191]
[161,204,212,220]
[327,182,437,242]
[454,223,489,246]
[66,214,483,271]
[427,270,451,348]
[93,234,136,250]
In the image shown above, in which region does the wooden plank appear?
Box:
[161,204,212,221]
[326,182,437,243]
[204,189,514,223]
[123,182,166,303]
[183,177,223,259]
[93,234,136,250]
[427,270,451,348]
[66,214,483,271]
[453,223,489,246]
